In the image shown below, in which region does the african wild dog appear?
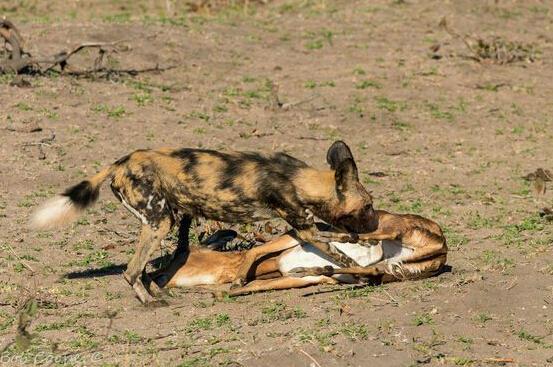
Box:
[31,141,377,305]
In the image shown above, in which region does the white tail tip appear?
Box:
[29,196,81,230]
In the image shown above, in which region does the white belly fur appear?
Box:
[278,240,415,281]
[173,274,217,287]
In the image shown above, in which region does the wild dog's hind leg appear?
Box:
[112,178,174,305]
[124,218,172,305]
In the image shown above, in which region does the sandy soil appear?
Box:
[1,1,552,366]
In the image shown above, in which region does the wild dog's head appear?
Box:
[327,141,378,233]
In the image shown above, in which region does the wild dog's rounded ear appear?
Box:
[335,158,359,194]
[326,140,355,170]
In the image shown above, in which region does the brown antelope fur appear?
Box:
[156,210,447,296]
[30,141,377,305]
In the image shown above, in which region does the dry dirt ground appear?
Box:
[1,1,553,366]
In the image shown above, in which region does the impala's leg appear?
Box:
[288,262,388,278]
[232,234,300,287]
[228,275,338,296]
[381,254,447,282]
[396,227,447,262]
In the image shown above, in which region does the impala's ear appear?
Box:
[326,140,355,170]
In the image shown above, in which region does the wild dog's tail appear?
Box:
[30,164,118,230]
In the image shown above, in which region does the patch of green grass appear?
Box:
[473,312,492,324]
[0,312,15,332]
[480,250,514,271]
[187,317,214,332]
[413,312,434,326]
[348,95,365,117]
[304,80,317,89]
[132,92,153,106]
[69,327,98,350]
[467,212,495,230]
[17,189,55,208]
[517,329,546,345]
[15,102,33,111]
[72,250,112,268]
[450,356,475,366]
[102,12,131,23]
[102,201,118,213]
[92,104,127,119]
[296,329,337,350]
[496,215,546,247]
[353,67,366,75]
[340,323,369,340]
[375,96,406,112]
[397,199,423,214]
[304,29,333,50]
[215,313,231,327]
[355,80,382,89]
[123,330,142,343]
[35,318,77,332]
[457,336,473,349]
[426,102,454,121]
[177,357,209,367]
[260,302,306,323]
[336,285,379,299]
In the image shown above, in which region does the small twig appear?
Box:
[485,357,514,364]
[439,17,481,61]
[60,64,177,78]
[382,289,399,305]
[41,40,126,73]
[296,136,330,141]
[21,130,55,160]
[299,349,322,367]
[5,243,34,273]
[281,93,320,110]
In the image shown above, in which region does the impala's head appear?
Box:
[327,140,378,233]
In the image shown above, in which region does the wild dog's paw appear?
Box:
[230,278,246,289]
[212,290,228,301]
[342,233,359,243]
[147,279,165,297]
[144,298,169,308]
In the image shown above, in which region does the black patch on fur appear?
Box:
[114,154,131,166]
[63,181,99,208]
[326,140,354,170]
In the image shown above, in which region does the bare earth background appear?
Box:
[1,1,553,366]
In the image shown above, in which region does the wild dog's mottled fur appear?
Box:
[31,141,376,305]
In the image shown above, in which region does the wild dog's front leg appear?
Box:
[311,228,400,245]
[296,227,361,268]
[280,207,361,268]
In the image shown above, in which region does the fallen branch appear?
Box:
[439,17,539,64]
[0,18,174,78]
[21,130,56,160]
